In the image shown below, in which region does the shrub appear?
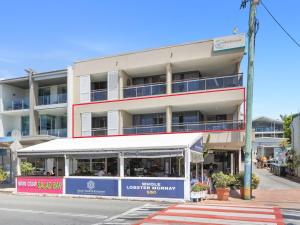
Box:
[212,172,236,188]
[191,182,209,192]
[0,169,8,183]
[235,172,260,189]
[20,162,34,176]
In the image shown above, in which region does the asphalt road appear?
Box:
[255,168,300,190]
[0,193,164,225]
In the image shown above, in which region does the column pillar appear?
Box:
[67,66,73,138]
[166,106,172,133]
[16,157,21,176]
[118,153,124,198]
[64,155,69,177]
[184,148,191,201]
[29,70,38,136]
[239,149,242,172]
[166,63,172,94]
[230,153,234,175]
[195,163,199,181]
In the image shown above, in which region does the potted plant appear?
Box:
[0,169,8,184]
[235,172,260,198]
[191,182,209,201]
[20,162,35,176]
[212,172,235,201]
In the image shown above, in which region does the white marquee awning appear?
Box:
[17,133,203,156]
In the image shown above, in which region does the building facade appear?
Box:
[291,113,300,176]
[1,34,246,200]
[252,116,285,161]
[70,34,246,174]
[0,69,69,176]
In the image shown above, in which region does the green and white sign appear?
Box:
[213,34,245,51]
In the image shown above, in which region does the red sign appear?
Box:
[17,177,63,194]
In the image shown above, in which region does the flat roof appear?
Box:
[17,133,203,155]
[74,34,245,64]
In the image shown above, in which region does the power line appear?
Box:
[260,0,300,48]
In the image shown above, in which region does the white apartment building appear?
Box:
[5,34,246,200]
[0,69,69,176]
[291,113,300,177]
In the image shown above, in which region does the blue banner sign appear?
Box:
[65,178,118,196]
[121,179,184,199]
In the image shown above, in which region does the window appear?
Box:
[91,81,107,90]
[92,117,107,128]
[21,116,29,136]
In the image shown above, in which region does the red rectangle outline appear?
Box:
[72,87,246,138]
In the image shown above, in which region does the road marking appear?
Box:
[150,215,278,225]
[175,204,274,212]
[0,207,108,219]
[92,203,150,225]
[166,208,276,219]
[137,203,284,225]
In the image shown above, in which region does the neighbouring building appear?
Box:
[7,34,246,201]
[291,113,300,177]
[252,116,285,161]
[0,69,69,178]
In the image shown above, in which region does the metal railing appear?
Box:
[123,83,166,98]
[123,125,166,134]
[39,128,67,137]
[172,74,243,93]
[172,120,244,132]
[5,97,29,111]
[91,89,107,102]
[38,93,67,105]
[254,128,283,132]
[91,128,108,136]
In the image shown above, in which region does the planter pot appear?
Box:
[240,187,245,199]
[191,190,208,200]
[216,187,230,201]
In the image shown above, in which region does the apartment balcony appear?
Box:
[123,124,166,135]
[38,93,67,105]
[4,97,29,111]
[172,120,244,132]
[123,83,166,98]
[91,128,107,136]
[39,128,67,137]
[6,129,30,137]
[254,127,283,133]
[172,74,243,93]
[91,89,107,102]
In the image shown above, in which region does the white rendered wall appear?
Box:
[107,110,119,135]
[107,71,119,100]
[81,112,91,136]
[79,75,91,103]
[67,66,74,137]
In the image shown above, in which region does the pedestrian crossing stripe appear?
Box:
[136,203,284,225]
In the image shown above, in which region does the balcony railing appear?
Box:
[39,128,67,137]
[172,120,244,132]
[124,83,166,98]
[123,125,166,134]
[38,93,67,105]
[91,128,108,136]
[172,74,243,93]
[91,89,107,102]
[4,98,29,111]
[254,128,283,133]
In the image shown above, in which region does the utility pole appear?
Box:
[244,0,259,200]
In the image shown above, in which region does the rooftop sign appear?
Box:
[213,34,245,51]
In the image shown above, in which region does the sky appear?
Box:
[0,0,299,119]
